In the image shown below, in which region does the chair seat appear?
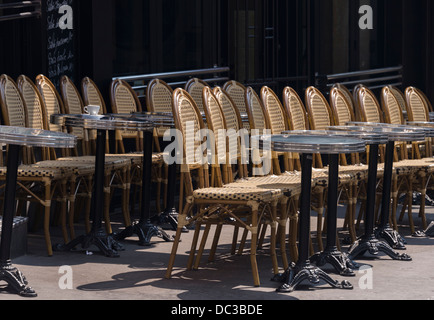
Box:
[224,174,302,197]
[34,161,96,176]
[57,156,131,171]
[109,152,165,165]
[393,158,434,175]
[194,186,282,202]
[0,165,71,180]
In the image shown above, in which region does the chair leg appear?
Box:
[193,224,211,270]
[43,183,53,257]
[237,229,248,256]
[250,204,260,287]
[187,223,202,271]
[208,224,223,263]
[165,202,193,279]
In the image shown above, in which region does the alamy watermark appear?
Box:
[59,5,73,30]
[359,5,374,30]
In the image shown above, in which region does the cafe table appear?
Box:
[283,129,390,276]
[346,122,428,252]
[51,113,174,257]
[255,133,366,293]
[0,126,77,297]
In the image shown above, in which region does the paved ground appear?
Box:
[3,201,434,303]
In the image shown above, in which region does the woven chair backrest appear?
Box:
[36,75,65,133]
[261,86,288,134]
[305,86,334,130]
[330,87,356,125]
[282,87,308,131]
[405,87,430,122]
[17,75,47,130]
[356,86,383,123]
[185,78,209,113]
[81,77,107,114]
[381,86,404,125]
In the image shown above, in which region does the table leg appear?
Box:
[348,144,411,261]
[277,154,353,293]
[55,130,123,257]
[375,141,407,250]
[152,163,188,233]
[310,154,358,276]
[0,144,36,297]
[115,131,174,246]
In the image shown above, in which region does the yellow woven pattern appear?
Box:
[309,94,331,130]
[114,84,139,138]
[409,92,428,122]
[390,88,406,112]
[4,79,26,127]
[39,83,63,132]
[334,94,352,125]
[86,83,104,112]
[225,82,247,114]
[249,93,267,133]
[194,186,281,202]
[386,92,402,124]
[265,92,286,134]
[362,93,381,122]
[150,82,173,113]
[215,90,240,131]
[186,82,206,112]
[65,82,85,138]
[286,95,307,130]
[20,81,45,130]
[206,93,226,162]
[178,95,202,166]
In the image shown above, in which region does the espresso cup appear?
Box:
[84,105,101,115]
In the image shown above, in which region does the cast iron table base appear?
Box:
[276,261,353,293]
[348,234,411,261]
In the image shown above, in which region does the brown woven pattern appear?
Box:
[406,88,429,122]
[262,87,286,134]
[224,174,301,196]
[383,88,403,125]
[177,93,203,166]
[3,77,27,127]
[213,87,241,132]
[359,88,382,123]
[390,87,407,112]
[62,78,85,138]
[194,186,282,202]
[306,88,332,130]
[283,88,308,131]
[37,79,63,132]
[333,92,352,125]
[150,81,173,113]
[204,89,226,162]
[0,165,69,179]
[84,82,104,114]
[247,88,267,134]
[185,79,207,113]
[34,160,95,176]
[57,156,130,171]
[223,81,247,114]
[18,79,45,130]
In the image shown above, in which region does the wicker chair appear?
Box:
[17,75,96,241]
[260,86,293,172]
[0,74,74,256]
[184,78,209,114]
[223,80,250,130]
[165,88,283,287]
[405,86,433,158]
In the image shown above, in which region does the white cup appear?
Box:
[84,105,101,115]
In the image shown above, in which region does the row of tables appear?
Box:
[0,112,432,297]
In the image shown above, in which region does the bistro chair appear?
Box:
[17,75,96,241]
[260,86,293,172]
[165,88,283,287]
[184,78,209,113]
[405,86,433,158]
[223,80,250,130]
[0,74,73,256]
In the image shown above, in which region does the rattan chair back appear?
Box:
[282,87,309,131]
[245,87,269,135]
[223,80,248,114]
[261,86,288,135]
[305,87,334,130]
[381,87,405,125]
[0,74,28,128]
[185,78,209,113]
[330,86,356,125]
[81,77,107,113]
[405,87,430,122]
[356,86,384,123]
